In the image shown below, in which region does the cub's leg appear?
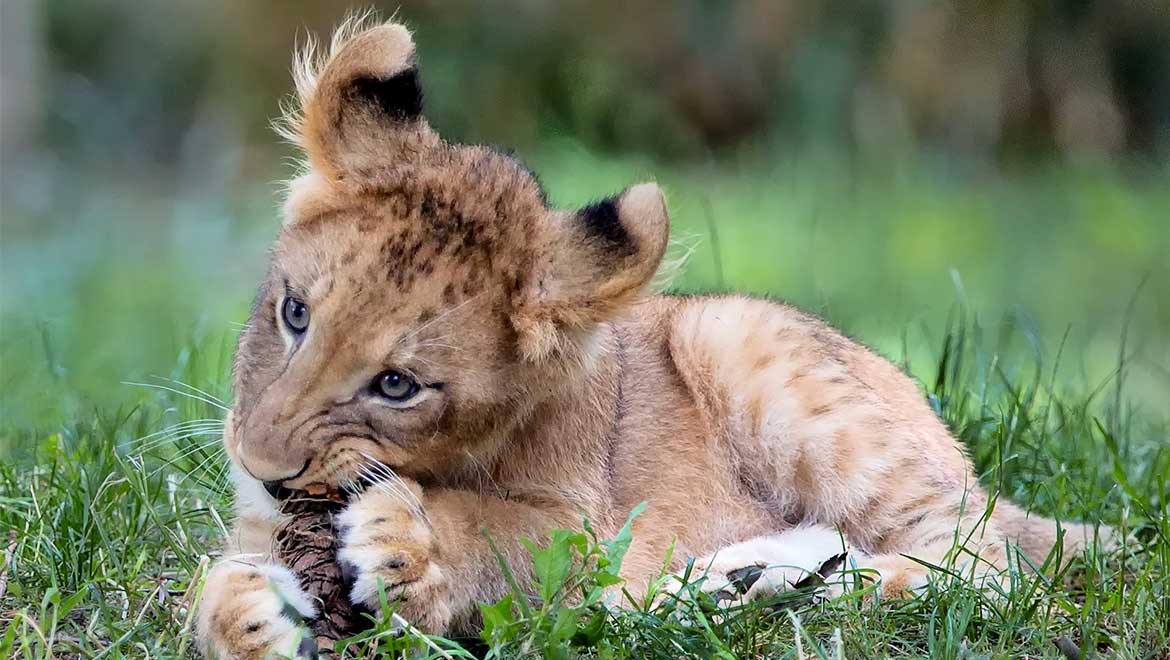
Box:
[335,474,579,635]
[196,475,317,660]
[670,297,1075,601]
[197,556,318,660]
[682,518,1004,608]
[334,479,453,634]
[676,526,848,606]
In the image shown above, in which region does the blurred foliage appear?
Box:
[3,0,1169,174]
[1,1,1168,431]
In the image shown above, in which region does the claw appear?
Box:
[338,558,359,587]
[791,551,848,590]
[725,562,766,594]
[281,601,308,624]
[295,633,319,659]
[712,588,739,604]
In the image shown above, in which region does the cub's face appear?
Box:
[226,21,669,496]
[230,198,525,491]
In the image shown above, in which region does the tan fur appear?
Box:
[197,17,1105,658]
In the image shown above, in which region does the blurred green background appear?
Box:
[2,0,1168,432]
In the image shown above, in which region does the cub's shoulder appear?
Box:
[637,293,927,419]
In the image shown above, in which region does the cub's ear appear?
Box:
[512,183,670,360]
[291,22,438,183]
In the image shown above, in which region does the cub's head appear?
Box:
[226,19,669,498]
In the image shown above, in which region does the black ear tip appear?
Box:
[351,67,423,120]
[579,196,629,248]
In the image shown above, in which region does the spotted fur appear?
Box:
[197,16,1106,658]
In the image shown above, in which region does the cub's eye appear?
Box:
[281,297,310,334]
[373,370,420,402]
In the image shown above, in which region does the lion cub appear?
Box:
[196,17,1101,659]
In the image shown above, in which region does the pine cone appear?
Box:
[275,492,366,648]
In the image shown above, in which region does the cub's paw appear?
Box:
[197,558,318,660]
[336,480,452,634]
[671,526,850,610]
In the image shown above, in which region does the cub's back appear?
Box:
[608,294,971,553]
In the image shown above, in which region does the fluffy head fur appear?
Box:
[229,17,668,488]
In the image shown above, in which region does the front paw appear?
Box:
[197,558,318,660]
[336,480,452,633]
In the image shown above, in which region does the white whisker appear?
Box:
[413,340,462,353]
[207,461,233,496]
[393,292,486,349]
[129,418,224,444]
[132,419,225,437]
[122,381,230,412]
[357,461,427,522]
[170,448,229,487]
[153,376,229,407]
[462,449,501,496]
[357,465,411,507]
[360,453,426,519]
[148,441,225,477]
[409,355,440,369]
[356,464,403,499]
[129,422,225,452]
[133,429,225,456]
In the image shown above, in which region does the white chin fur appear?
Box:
[231,463,282,521]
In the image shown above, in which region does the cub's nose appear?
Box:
[263,480,293,501]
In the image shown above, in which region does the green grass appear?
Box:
[1,148,1168,657]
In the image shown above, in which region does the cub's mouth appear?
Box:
[251,438,414,503]
[263,476,371,504]
[259,457,311,501]
[261,458,404,505]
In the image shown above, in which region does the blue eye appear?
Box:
[282,297,310,333]
[374,370,419,401]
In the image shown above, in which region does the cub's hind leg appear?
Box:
[682,512,1005,609]
[675,526,849,606]
[669,297,1023,599]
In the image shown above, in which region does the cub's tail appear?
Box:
[993,501,1115,567]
